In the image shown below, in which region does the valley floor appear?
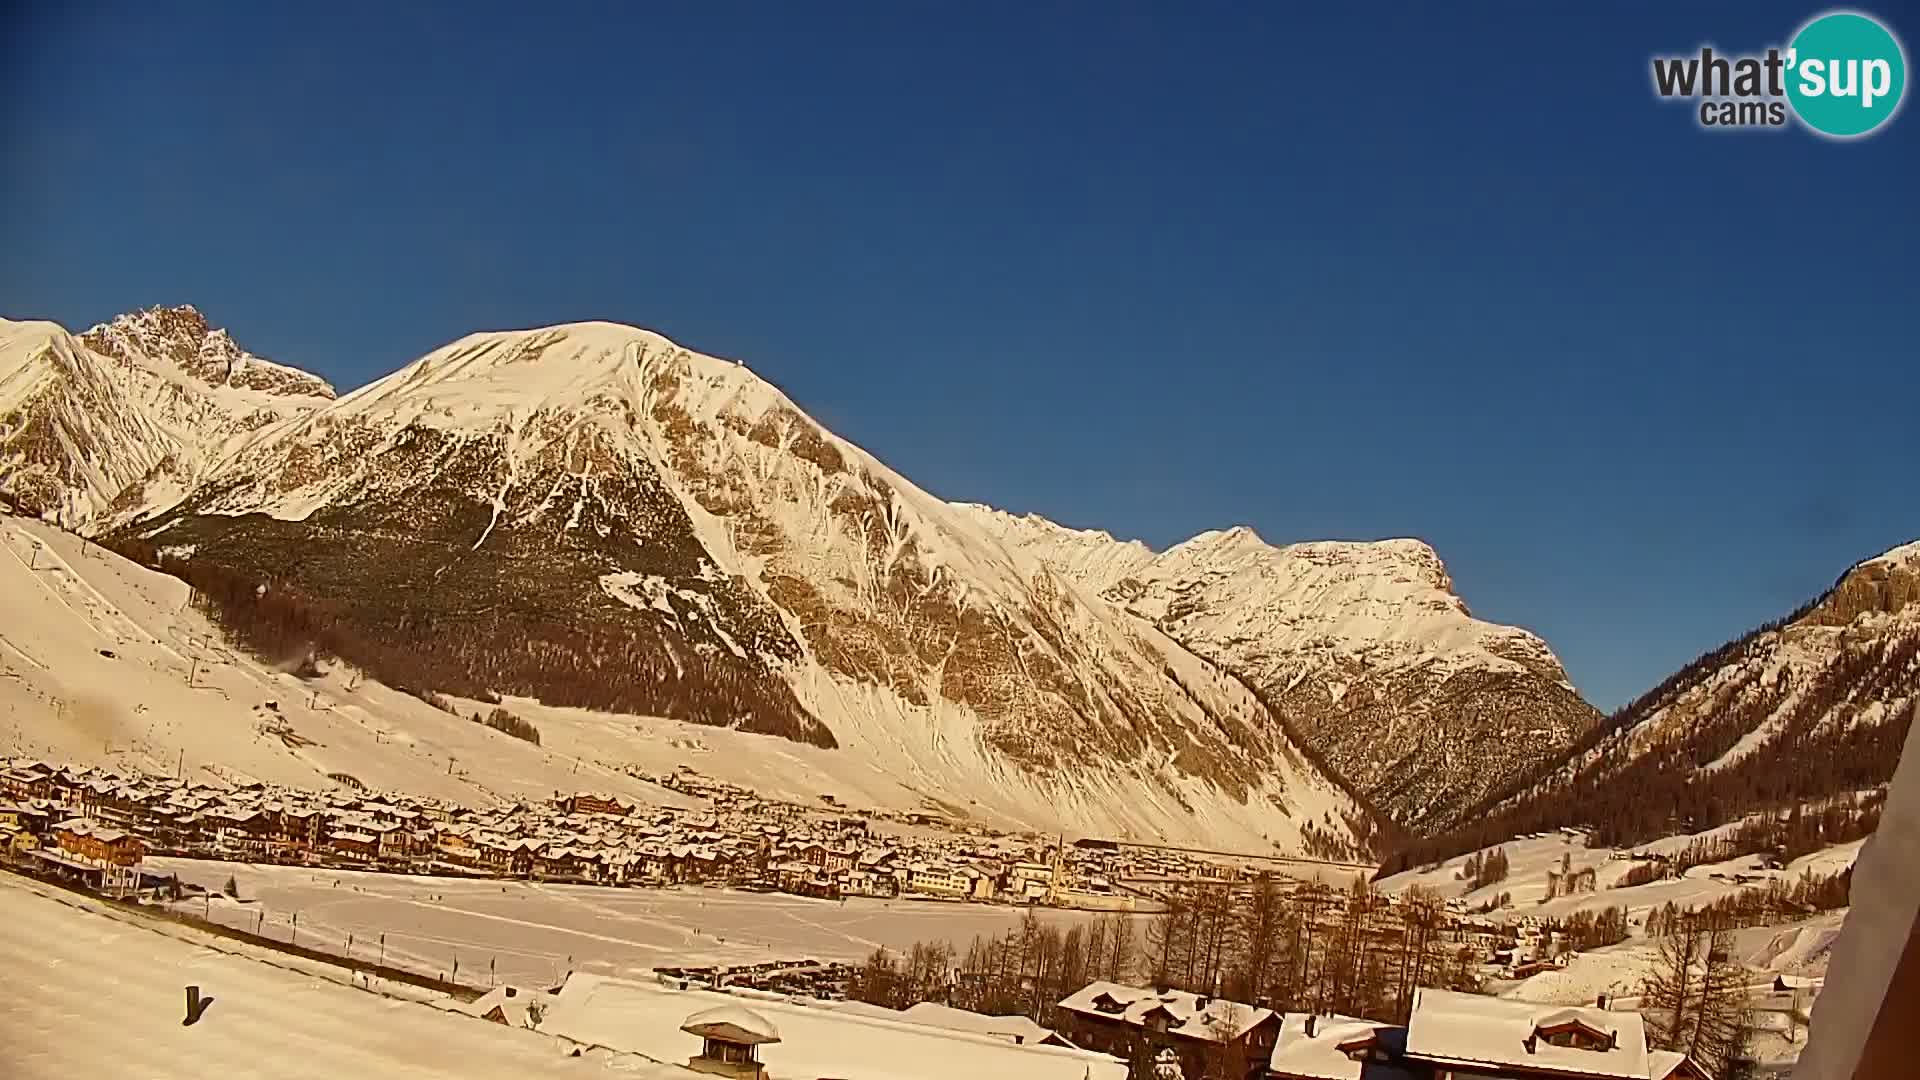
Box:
[148,857,1113,986]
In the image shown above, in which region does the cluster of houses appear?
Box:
[439,969,1714,1080]
[0,758,1231,912]
[1054,980,1711,1080]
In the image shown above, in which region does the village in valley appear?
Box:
[0,754,1287,908]
[1,750,1841,1079]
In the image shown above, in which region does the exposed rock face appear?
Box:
[1,309,336,529]
[1807,541,1920,626]
[77,320,1374,851]
[81,305,337,399]
[959,506,1602,833]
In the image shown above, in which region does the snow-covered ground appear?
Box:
[1378,825,1856,1057]
[1376,828,1860,930]
[0,873,693,1078]
[150,858,1117,985]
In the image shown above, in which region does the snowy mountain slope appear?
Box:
[0,319,180,525]
[1379,540,1920,872]
[0,515,698,808]
[1499,541,1920,817]
[0,309,333,529]
[957,505,1601,832]
[107,321,1374,852]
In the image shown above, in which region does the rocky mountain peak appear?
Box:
[959,501,1596,831]
[82,304,336,400]
[1806,540,1920,627]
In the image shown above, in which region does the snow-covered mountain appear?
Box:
[1509,540,1920,817]
[16,315,1376,852]
[956,505,1600,832]
[81,304,337,401]
[0,307,333,526]
[1380,539,1920,870]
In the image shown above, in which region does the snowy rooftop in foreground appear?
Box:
[1056,979,1274,1042]
[539,972,1128,1080]
[1404,987,1649,1080]
[1266,1013,1410,1080]
[0,875,694,1079]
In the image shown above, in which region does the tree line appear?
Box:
[1460,847,1510,890]
[1644,866,1853,937]
[851,877,1487,1034]
[1611,796,1882,889]
[1378,626,1916,876]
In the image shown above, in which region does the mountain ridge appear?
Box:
[6,311,1375,852]
[955,499,1603,832]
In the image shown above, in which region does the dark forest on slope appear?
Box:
[103,524,836,749]
[1376,561,1918,876]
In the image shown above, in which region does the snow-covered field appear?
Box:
[0,873,691,1078]
[150,858,1115,985]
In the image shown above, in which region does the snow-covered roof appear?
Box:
[1056,981,1272,1043]
[899,1001,1065,1046]
[1647,1049,1690,1079]
[681,1004,781,1045]
[540,973,1126,1080]
[1403,988,1648,1080]
[1267,1014,1405,1080]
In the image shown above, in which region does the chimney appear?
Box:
[1306,1015,1317,1037]
[1595,993,1608,1010]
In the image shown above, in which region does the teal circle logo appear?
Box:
[1786,11,1907,137]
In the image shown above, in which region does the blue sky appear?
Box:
[3,4,1915,710]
